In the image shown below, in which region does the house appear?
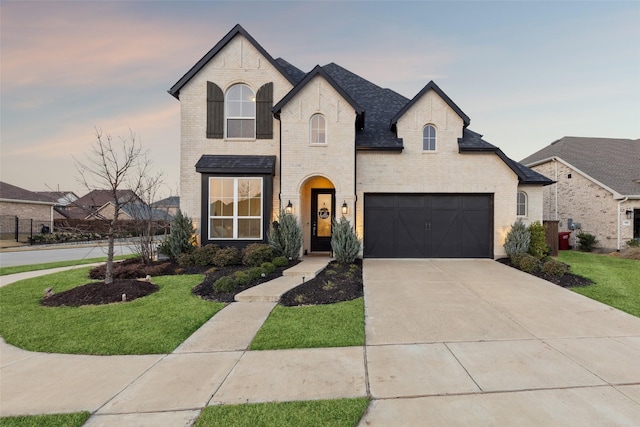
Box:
[521,137,640,250]
[0,181,57,237]
[168,24,551,259]
[59,189,142,220]
[151,196,180,220]
[35,191,79,208]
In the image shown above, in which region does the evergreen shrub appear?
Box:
[268,210,303,260]
[504,219,530,259]
[331,217,361,264]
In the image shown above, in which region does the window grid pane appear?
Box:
[423,125,436,151]
[226,84,255,138]
[310,114,326,144]
[209,177,262,240]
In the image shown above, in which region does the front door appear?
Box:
[311,189,335,252]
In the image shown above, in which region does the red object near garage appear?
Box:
[558,231,572,250]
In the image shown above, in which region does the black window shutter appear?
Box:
[256,82,273,139]
[207,82,224,139]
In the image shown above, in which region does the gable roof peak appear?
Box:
[168,24,297,99]
[390,80,470,129]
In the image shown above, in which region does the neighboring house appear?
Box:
[169,24,551,259]
[59,189,142,220]
[522,137,640,250]
[0,181,57,234]
[35,191,79,208]
[151,196,180,220]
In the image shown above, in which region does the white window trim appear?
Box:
[517,191,527,217]
[225,84,256,139]
[309,113,327,145]
[422,124,437,152]
[209,177,263,240]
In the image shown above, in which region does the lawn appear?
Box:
[250,298,364,350]
[0,254,134,276]
[0,412,89,427]
[559,251,640,317]
[0,268,224,354]
[195,398,369,427]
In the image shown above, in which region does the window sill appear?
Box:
[309,143,328,147]
[422,150,438,154]
[224,138,257,142]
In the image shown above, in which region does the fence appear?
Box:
[0,215,53,243]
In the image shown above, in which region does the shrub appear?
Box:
[158,209,196,261]
[542,259,568,277]
[626,239,639,248]
[233,271,251,287]
[504,219,530,259]
[247,266,266,280]
[212,246,241,267]
[242,243,273,267]
[516,253,541,273]
[213,276,236,293]
[331,217,361,264]
[192,244,219,266]
[261,262,276,274]
[528,221,548,259]
[577,232,598,252]
[268,210,303,260]
[272,256,288,267]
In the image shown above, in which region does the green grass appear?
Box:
[0,254,135,276]
[559,251,640,317]
[250,298,364,350]
[0,412,90,427]
[195,398,369,427]
[0,268,224,354]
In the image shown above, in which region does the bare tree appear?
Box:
[127,172,167,264]
[75,128,151,284]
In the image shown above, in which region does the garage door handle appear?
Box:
[425,222,431,231]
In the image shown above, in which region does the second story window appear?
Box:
[517,191,527,216]
[226,84,255,138]
[423,124,436,151]
[310,114,326,144]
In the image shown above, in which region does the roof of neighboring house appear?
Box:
[0,181,57,204]
[151,196,180,208]
[35,191,79,205]
[74,189,140,209]
[521,137,640,196]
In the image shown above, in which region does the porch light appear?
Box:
[341,201,348,215]
[285,200,293,214]
[626,210,633,219]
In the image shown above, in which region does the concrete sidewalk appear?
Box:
[2,258,640,426]
[359,259,640,426]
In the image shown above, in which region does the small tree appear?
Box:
[331,217,361,264]
[527,221,548,260]
[504,219,530,259]
[158,209,196,261]
[268,210,302,260]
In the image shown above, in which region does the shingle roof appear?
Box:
[0,181,57,204]
[74,189,140,209]
[274,58,306,84]
[151,196,180,208]
[195,155,277,175]
[521,137,640,196]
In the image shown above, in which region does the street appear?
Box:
[0,243,137,268]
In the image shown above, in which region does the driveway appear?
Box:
[360,259,640,426]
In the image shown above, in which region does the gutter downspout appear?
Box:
[554,158,558,221]
[617,197,628,251]
[276,113,282,214]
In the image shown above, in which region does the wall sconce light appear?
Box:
[341,201,348,215]
[285,200,293,214]
[626,210,633,219]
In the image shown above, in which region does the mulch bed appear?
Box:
[496,257,593,288]
[42,279,159,307]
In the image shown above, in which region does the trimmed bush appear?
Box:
[213,276,236,293]
[515,253,541,273]
[193,244,219,266]
[247,266,267,280]
[542,258,568,277]
[577,232,598,252]
[212,246,241,267]
[242,243,274,267]
[158,209,196,261]
[331,217,361,264]
[272,256,289,268]
[504,219,530,259]
[268,210,303,260]
[627,239,640,248]
[233,271,251,287]
[261,262,276,274]
[528,221,547,259]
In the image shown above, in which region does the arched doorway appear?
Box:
[300,176,335,254]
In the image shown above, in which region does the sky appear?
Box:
[1,1,639,200]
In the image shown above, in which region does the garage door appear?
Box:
[363,194,493,258]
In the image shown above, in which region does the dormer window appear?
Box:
[423,125,436,151]
[310,114,326,144]
[226,84,255,138]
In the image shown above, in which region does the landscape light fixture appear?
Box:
[341,201,348,215]
[285,200,293,214]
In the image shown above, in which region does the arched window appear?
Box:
[225,84,255,138]
[423,125,436,151]
[310,114,326,144]
[517,191,527,216]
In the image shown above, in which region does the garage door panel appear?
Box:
[363,208,395,258]
[397,209,425,257]
[431,209,462,258]
[461,210,492,258]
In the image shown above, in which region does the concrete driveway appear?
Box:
[360,259,640,426]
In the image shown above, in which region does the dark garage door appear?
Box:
[364,194,493,258]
